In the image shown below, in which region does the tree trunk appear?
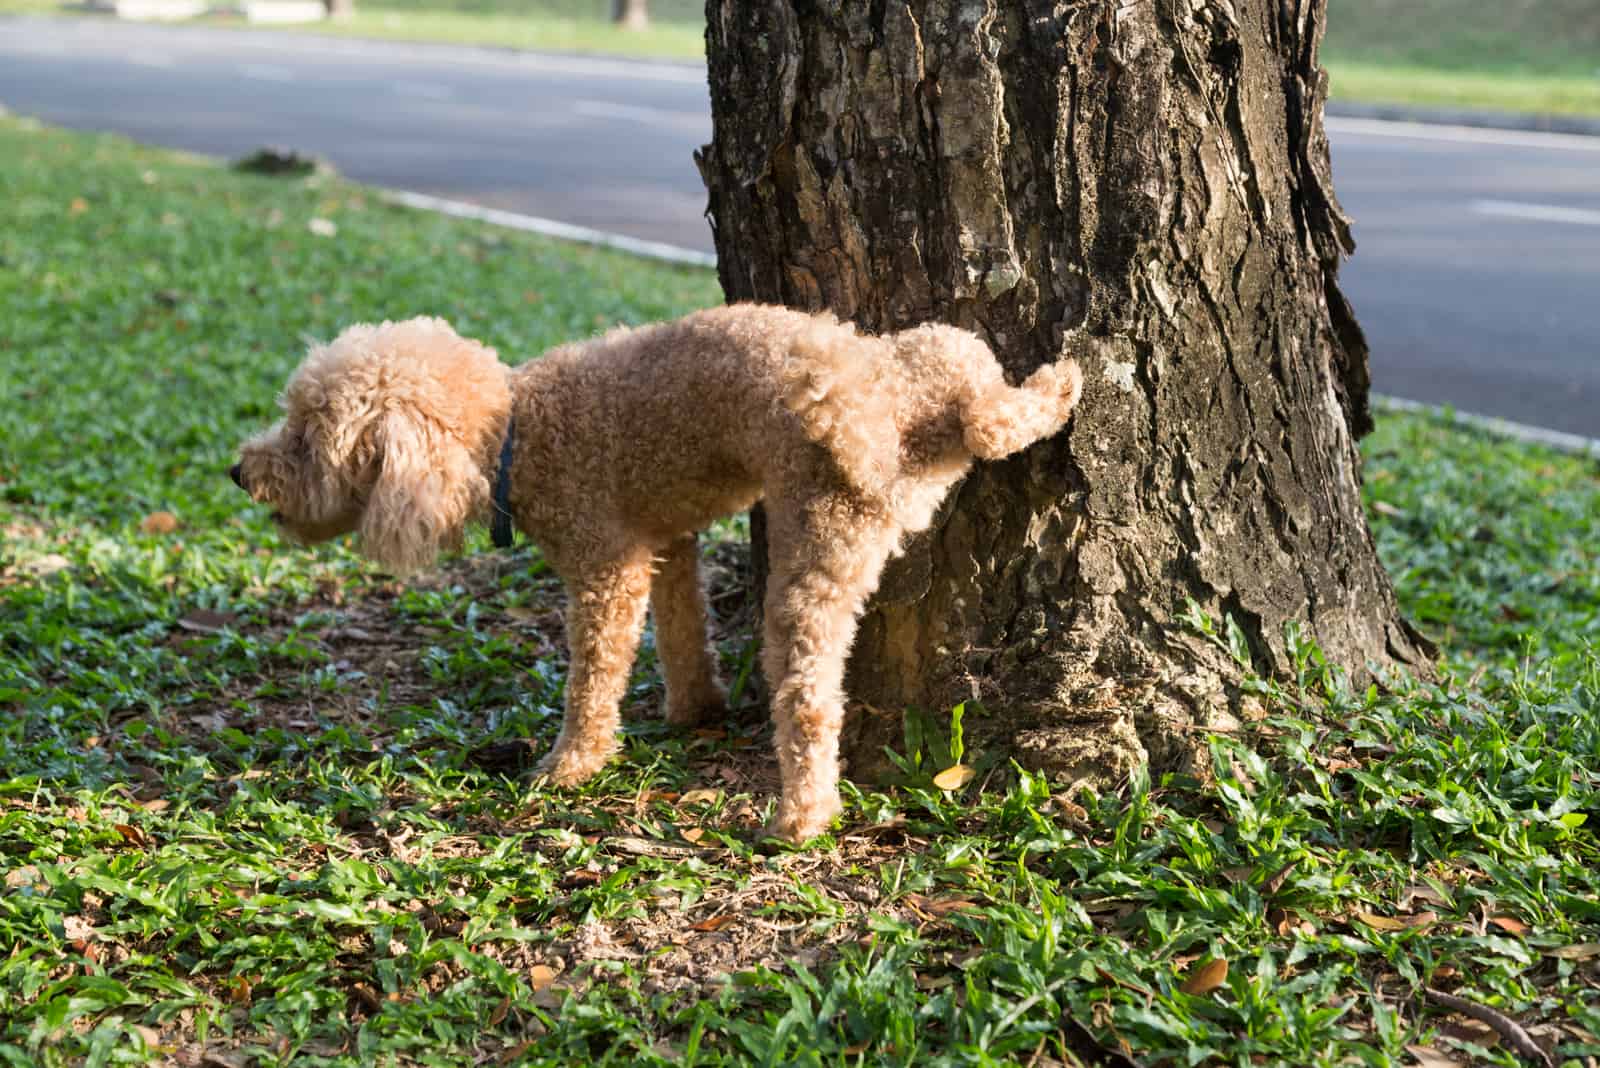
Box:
[697,0,1433,785]
[323,0,354,19]
[613,0,649,31]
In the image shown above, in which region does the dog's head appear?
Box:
[232,317,511,575]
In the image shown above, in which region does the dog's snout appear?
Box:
[228,463,244,489]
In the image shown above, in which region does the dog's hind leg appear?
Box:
[960,360,1084,460]
[537,552,654,786]
[761,492,901,842]
[650,534,728,726]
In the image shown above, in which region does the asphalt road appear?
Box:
[3,17,1597,436]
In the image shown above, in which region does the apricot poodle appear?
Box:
[231,304,1082,842]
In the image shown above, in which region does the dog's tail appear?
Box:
[778,321,900,495]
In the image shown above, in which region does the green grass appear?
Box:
[5,0,1599,114]
[3,119,1600,1066]
[288,6,704,61]
[1323,0,1600,115]
[0,0,707,60]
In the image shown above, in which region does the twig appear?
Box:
[1422,987,1553,1068]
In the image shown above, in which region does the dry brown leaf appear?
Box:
[5,865,39,889]
[140,798,170,812]
[931,764,975,790]
[1547,942,1600,960]
[689,914,738,933]
[1488,914,1529,936]
[140,511,179,535]
[114,823,149,848]
[1355,910,1435,932]
[1178,957,1229,996]
[527,964,558,991]
[176,609,236,635]
[1263,859,1297,895]
[1404,1044,1465,1068]
[679,789,719,806]
[488,997,510,1027]
[680,827,705,844]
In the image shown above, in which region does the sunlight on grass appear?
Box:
[2,118,1598,1067]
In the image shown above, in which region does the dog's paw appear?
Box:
[664,687,729,727]
[534,747,609,787]
[766,793,843,845]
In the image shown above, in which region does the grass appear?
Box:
[1322,0,1600,116]
[2,118,1599,1066]
[4,0,1599,113]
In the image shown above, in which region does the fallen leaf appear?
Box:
[680,827,705,844]
[4,865,39,889]
[23,553,70,578]
[527,964,558,991]
[140,511,179,534]
[679,789,719,806]
[114,823,149,848]
[688,914,738,933]
[1178,957,1229,996]
[1355,910,1435,932]
[1547,942,1600,960]
[69,196,88,215]
[905,892,982,918]
[1489,915,1529,936]
[141,798,170,812]
[1404,1044,1465,1068]
[931,764,975,790]
[176,609,236,635]
[1263,859,1297,895]
[488,997,510,1027]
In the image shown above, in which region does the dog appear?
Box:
[230,304,1082,841]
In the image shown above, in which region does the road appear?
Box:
[2,16,1597,436]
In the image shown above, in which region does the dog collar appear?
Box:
[490,416,517,549]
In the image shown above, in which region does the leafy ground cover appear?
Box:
[2,119,1598,1067]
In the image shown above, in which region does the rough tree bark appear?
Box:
[697,0,1433,784]
[613,0,650,30]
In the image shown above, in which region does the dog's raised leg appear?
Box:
[761,495,901,842]
[537,554,654,786]
[650,535,729,726]
[960,361,1083,460]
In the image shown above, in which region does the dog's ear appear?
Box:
[358,407,485,575]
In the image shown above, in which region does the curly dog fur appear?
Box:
[232,304,1082,841]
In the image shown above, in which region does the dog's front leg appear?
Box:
[537,556,654,786]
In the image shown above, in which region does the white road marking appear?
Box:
[390,80,454,100]
[382,189,717,268]
[1328,116,1600,153]
[1471,199,1600,227]
[240,63,295,82]
[573,99,708,127]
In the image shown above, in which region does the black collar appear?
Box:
[490,416,517,549]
